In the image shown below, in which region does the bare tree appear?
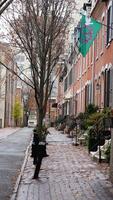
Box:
[0,0,13,15]
[6,0,75,132]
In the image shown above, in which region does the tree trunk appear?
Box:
[38,112,43,129]
[110,128,113,183]
[15,119,18,127]
[33,157,43,179]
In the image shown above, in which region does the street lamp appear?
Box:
[98,116,112,163]
[73,118,79,146]
[96,82,101,107]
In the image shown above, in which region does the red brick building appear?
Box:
[57,0,113,117]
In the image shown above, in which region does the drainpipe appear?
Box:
[4,73,7,127]
[80,56,82,112]
[91,41,95,104]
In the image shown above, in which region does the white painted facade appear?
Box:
[0,43,17,127]
[0,50,6,127]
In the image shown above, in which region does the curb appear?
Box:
[10,139,32,200]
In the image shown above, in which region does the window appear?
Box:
[104,70,110,107]
[97,32,100,56]
[64,77,68,92]
[97,33,99,57]
[69,98,73,115]
[109,67,113,107]
[90,44,93,63]
[83,57,86,71]
[69,69,72,86]
[85,82,92,108]
[106,5,112,44]
[101,17,105,52]
[87,51,89,67]
[89,82,92,104]
[85,85,88,109]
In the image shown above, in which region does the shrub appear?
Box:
[87,127,98,153]
[55,115,66,125]
[77,112,87,130]
[86,112,104,127]
[12,100,23,126]
[34,125,49,142]
[86,104,98,115]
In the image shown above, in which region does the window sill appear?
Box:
[100,51,104,56]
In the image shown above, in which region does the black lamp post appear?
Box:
[98,130,101,163]
[98,116,112,163]
[94,122,101,163]
[73,118,79,146]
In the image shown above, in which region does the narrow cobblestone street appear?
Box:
[15,128,113,200]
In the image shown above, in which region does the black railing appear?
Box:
[88,117,112,163]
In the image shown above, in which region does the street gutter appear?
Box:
[10,138,32,200]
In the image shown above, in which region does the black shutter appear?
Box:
[87,84,89,104]
[109,68,113,108]
[104,70,107,107]
[104,69,110,107]
[85,85,87,110]
[90,82,92,103]
[106,7,110,44]
[107,70,110,106]
[111,1,113,38]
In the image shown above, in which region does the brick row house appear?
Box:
[57,0,113,117]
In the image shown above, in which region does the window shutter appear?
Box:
[109,68,113,108]
[106,9,109,44]
[87,84,89,104]
[107,70,110,106]
[104,69,110,107]
[104,70,107,107]
[109,6,112,41]
[89,82,92,104]
[111,1,113,38]
[88,84,90,104]
[106,7,111,44]
[85,85,87,109]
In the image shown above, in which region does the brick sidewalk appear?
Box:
[15,128,113,200]
[0,127,20,140]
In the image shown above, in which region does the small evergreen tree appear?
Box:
[13,100,23,126]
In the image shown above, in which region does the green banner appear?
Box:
[79,15,102,57]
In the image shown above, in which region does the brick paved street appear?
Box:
[15,128,113,200]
